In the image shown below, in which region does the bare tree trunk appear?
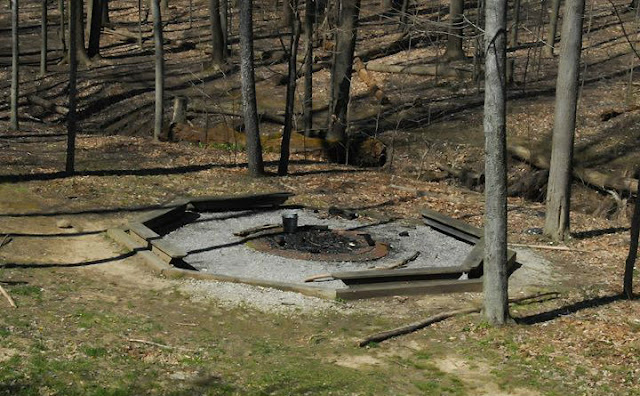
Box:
[161,0,168,14]
[221,0,228,53]
[283,0,294,27]
[138,0,143,48]
[87,0,103,57]
[151,0,165,141]
[624,184,640,298]
[279,9,301,175]
[209,0,225,64]
[239,0,264,176]
[326,0,361,146]
[58,0,66,52]
[66,0,79,173]
[303,0,314,137]
[543,0,585,241]
[544,0,561,57]
[483,0,509,325]
[11,0,19,131]
[443,0,465,60]
[102,0,110,25]
[69,0,91,64]
[40,0,48,76]
[510,0,521,45]
[399,0,410,27]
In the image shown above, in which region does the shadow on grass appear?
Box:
[0,250,138,269]
[571,227,630,239]
[515,294,629,325]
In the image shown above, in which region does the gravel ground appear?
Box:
[164,208,474,289]
[179,279,352,315]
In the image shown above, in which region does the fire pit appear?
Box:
[247,225,389,262]
[107,193,516,300]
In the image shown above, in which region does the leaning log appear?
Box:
[507,143,639,194]
[27,95,69,115]
[366,62,473,78]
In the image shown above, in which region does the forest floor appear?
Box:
[1,0,640,395]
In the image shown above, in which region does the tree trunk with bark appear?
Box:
[303,0,314,137]
[624,185,640,298]
[443,0,465,60]
[221,0,228,53]
[283,0,294,27]
[239,0,265,176]
[510,0,521,45]
[67,0,79,173]
[69,0,91,64]
[11,0,19,130]
[87,0,103,57]
[209,0,225,64]
[543,0,585,241]
[58,0,66,52]
[279,10,301,175]
[102,0,110,25]
[151,0,165,141]
[326,0,361,148]
[544,0,561,57]
[40,0,47,76]
[483,0,509,325]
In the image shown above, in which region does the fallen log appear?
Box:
[358,292,560,347]
[366,62,473,78]
[507,143,639,195]
[27,95,69,115]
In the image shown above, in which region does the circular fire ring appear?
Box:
[246,225,389,262]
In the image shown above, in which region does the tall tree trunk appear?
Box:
[11,0,19,130]
[151,0,165,141]
[283,0,294,27]
[543,0,585,241]
[161,0,168,14]
[58,0,66,52]
[239,0,264,176]
[40,0,48,76]
[101,0,110,25]
[483,0,509,325]
[624,186,640,298]
[87,0,103,58]
[221,0,228,54]
[544,0,561,57]
[69,0,91,64]
[209,0,225,64]
[66,0,78,173]
[399,0,410,27]
[138,0,143,48]
[326,0,361,146]
[303,0,314,137]
[443,0,465,60]
[510,0,521,45]
[279,10,301,175]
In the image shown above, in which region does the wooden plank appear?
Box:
[163,268,337,300]
[332,266,468,284]
[336,279,483,300]
[150,239,187,263]
[189,192,293,211]
[423,219,480,244]
[106,228,145,251]
[421,208,482,241]
[138,250,173,273]
[136,199,189,231]
[128,222,160,249]
[459,238,485,271]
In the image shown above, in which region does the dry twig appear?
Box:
[127,338,195,352]
[0,285,17,308]
[375,251,420,270]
